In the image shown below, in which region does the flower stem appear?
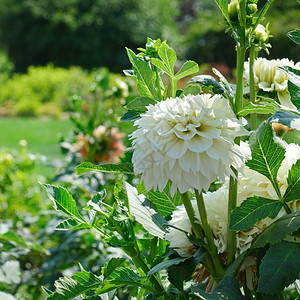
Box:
[180,192,204,240]
[171,77,177,98]
[195,190,225,281]
[227,166,238,265]
[249,45,257,130]
[235,45,247,115]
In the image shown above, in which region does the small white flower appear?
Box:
[130,94,248,196]
[244,58,300,109]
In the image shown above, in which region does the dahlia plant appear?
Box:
[42,1,300,299]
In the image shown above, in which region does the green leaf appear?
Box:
[40,183,86,222]
[0,231,48,253]
[229,196,283,231]
[212,0,230,24]
[125,97,156,111]
[102,258,126,281]
[149,247,207,276]
[96,267,156,295]
[182,84,201,96]
[126,48,158,100]
[238,101,279,117]
[168,248,206,291]
[174,61,199,81]
[212,68,234,99]
[148,257,189,275]
[137,182,182,217]
[55,218,89,231]
[47,268,102,299]
[121,110,141,122]
[123,69,136,77]
[189,75,225,94]
[158,42,177,76]
[283,159,300,203]
[246,122,285,198]
[125,182,167,239]
[76,162,134,175]
[279,66,300,109]
[257,241,300,294]
[287,29,300,45]
[150,58,172,76]
[268,110,300,130]
[251,211,300,248]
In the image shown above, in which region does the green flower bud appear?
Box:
[247,3,257,15]
[254,24,269,43]
[228,0,240,21]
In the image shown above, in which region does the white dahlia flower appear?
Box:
[244,58,300,109]
[165,186,270,258]
[130,94,248,196]
[165,186,268,291]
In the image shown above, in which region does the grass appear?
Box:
[0,117,72,159]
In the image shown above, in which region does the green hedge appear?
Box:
[0,65,93,117]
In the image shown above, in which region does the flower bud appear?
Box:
[228,0,240,21]
[254,24,269,43]
[247,3,257,15]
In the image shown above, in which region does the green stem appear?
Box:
[195,190,225,281]
[154,66,162,100]
[227,166,238,265]
[281,199,292,214]
[235,45,247,115]
[249,45,257,131]
[180,192,204,240]
[171,77,177,98]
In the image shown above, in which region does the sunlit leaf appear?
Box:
[174,60,199,81]
[189,75,225,94]
[76,162,134,175]
[158,42,176,76]
[283,159,300,203]
[287,29,300,44]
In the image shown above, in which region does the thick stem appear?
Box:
[171,77,177,98]
[249,45,257,130]
[235,45,247,114]
[195,190,225,281]
[227,166,239,265]
[180,192,204,240]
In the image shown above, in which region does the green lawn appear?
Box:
[0,117,72,159]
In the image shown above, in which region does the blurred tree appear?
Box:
[0,0,178,72]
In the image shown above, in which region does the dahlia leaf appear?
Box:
[174,60,199,81]
[168,248,206,291]
[125,182,167,239]
[251,211,300,249]
[150,58,172,76]
[46,267,102,299]
[182,84,201,96]
[238,100,278,117]
[268,110,300,130]
[212,67,234,100]
[212,0,230,24]
[287,29,300,45]
[40,183,86,223]
[283,159,300,203]
[158,41,177,76]
[121,110,141,121]
[55,218,89,231]
[257,241,300,294]
[148,257,188,275]
[137,182,182,217]
[102,258,126,281]
[229,196,283,231]
[95,267,157,295]
[189,75,225,94]
[246,122,285,198]
[76,162,134,175]
[125,97,157,112]
[213,276,244,300]
[278,66,300,109]
[126,48,158,100]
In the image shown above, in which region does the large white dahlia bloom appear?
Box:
[244,58,300,109]
[130,94,248,196]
